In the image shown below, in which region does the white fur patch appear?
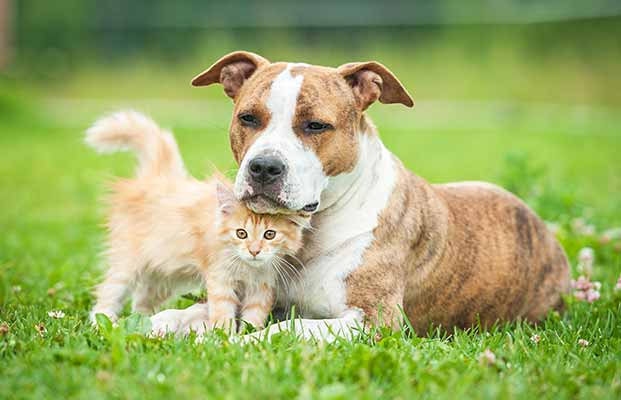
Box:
[234,64,329,211]
[278,133,397,318]
[240,308,364,343]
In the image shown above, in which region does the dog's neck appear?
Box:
[302,115,397,259]
[319,115,388,213]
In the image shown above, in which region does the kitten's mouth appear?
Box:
[241,254,275,269]
[243,258,266,267]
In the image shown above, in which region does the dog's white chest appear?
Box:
[283,230,374,318]
[280,140,397,317]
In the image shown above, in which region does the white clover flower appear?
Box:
[479,348,496,366]
[47,310,65,319]
[545,221,560,235]
[601,228,621,243]
[571,218,596,236]
[577,247,595,277]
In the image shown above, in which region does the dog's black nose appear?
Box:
[248,156,285,185]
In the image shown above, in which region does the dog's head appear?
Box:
[192,51,413,214]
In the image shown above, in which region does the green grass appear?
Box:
[1,82,621,399]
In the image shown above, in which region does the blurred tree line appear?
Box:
[2,0,621,105]
[9,0,621,67]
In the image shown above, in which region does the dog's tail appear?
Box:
[85,110,186,178]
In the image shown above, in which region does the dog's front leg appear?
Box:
[239,309,364,343]
[150,302,210,337]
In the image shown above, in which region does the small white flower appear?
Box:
[530,334,541,344]
[12,286,21,293]
[47,310,65,319]
[571,218,596,236]
[545,221,560,235]
[601,228,621,242]
[578,338,589,347]
[577,247,595,277]
[479,348,496,365]
[586,289,600,303]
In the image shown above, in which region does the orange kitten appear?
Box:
[86,111,306,332]
[207,185,305,332]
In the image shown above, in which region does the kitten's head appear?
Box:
[216,183,307,268]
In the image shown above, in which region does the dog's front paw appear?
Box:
[150,303,210,338]
[150,309,186,337]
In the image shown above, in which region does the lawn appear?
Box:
[1,74,621,399]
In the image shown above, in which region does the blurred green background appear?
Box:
[1,0,620,225]
[2,3,621,398]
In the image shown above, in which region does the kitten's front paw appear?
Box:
[89,309,118,327]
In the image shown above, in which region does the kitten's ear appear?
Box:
[216,183,237,215]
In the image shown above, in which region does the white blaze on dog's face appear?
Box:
[234,64,328,213]
[192,52,413,214]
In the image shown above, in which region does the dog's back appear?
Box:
[405,181,570,333]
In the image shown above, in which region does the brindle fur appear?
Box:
[346,145,571,334]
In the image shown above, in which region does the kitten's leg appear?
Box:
[239,283,275,331]
[206,278,239,335]
[132,280,171,315]
[90,268,133,324]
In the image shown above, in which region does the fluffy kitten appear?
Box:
[86,111,306,332]
[206,187,305,332]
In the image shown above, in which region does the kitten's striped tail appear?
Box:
[85,110,186,178]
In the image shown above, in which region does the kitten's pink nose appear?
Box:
[249,242,261,257]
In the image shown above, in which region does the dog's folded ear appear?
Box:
[337,61,414,111]
[192,51,270,99]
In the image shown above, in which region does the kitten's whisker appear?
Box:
[281,251,307,271]
[272,261,290,294]
[276,259,297,294]
[275,259,296,286]
[275,256,303,282]
[269,259,284,300]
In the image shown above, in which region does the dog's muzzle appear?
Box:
[240,153,320,214]
[243,154,287,206]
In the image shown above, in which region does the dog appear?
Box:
[149,51,570,340]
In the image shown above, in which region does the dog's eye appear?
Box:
[304,121,333,134]
[236,229,248,239]
[238,113,260,128]
[263,230,276,240]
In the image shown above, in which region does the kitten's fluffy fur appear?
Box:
[86,111,306,332]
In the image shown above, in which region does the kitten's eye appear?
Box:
[236,229,248,239]
[238,113,260,128]
[263,230,276,240]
